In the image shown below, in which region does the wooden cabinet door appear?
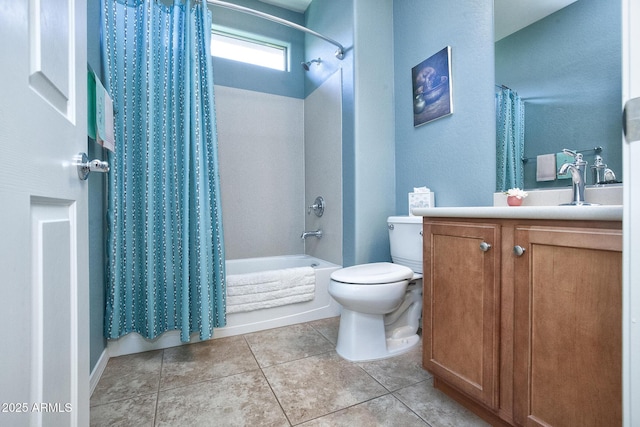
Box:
[513,226,622,427]
[423,221,501,409]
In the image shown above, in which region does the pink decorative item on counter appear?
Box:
[507,196,523,206]
[504,188,528,206]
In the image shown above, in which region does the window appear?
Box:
[211,28,289,71]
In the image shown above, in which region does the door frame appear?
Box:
[622,0,639,426]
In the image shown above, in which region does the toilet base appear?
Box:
[335,309,421,362]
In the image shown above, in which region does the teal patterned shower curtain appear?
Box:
[496,87,525,192]
[102,0,226,342]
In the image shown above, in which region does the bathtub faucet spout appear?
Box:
[301,229,323,240]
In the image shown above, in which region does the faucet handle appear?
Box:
[562,148,585,165]
[307,196,325,217]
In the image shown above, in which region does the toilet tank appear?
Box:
[388,216,423,273]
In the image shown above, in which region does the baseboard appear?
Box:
[106,330,201,357]
[105,304,341,358]
[90,349,109,396]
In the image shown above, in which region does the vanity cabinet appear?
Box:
[422,222,501,409]
[422,218,622,427]
[512,225,622,426]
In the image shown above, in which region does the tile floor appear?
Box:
[90,317,489,426]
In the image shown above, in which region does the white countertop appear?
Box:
[412,205,622,221]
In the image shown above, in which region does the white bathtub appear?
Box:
[219,254,342,337]
[106,254,341,357]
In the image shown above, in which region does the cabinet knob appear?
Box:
[513,245,526,257]
[479,241,492,252]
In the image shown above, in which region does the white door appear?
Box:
[0,0,89,426]
[623,0,640,425]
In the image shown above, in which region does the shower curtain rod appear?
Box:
[206,0,345,59]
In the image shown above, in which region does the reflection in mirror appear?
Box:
[495,0,622,190]
[496,87,525,192]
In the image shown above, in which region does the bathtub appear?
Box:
[106,254,342,357]
[218,254,342,337]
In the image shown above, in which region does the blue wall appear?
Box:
[350,0,396,265]
[307,0,395,266]
[209,0,306,98]
[88,0,106,372]
[304,0,352,98]
[306,0,357,265]
[393,0,496,210]
[495,0,622,190]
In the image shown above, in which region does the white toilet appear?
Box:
[328,216,423,361]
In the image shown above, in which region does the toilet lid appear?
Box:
[331,262,414,284]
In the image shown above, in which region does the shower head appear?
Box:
[302,58,322,71]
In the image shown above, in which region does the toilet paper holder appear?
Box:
[76,152,110,180]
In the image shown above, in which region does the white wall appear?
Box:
[215,80,344,264]
[215,85,305,259]
[304,70,343,265]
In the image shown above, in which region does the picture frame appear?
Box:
[412,46,453,127]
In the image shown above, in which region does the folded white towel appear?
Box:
[226,266,316,314]
[227,285,315,305]
[227,267,314,296]
[536,154,556,181]
[227,293,315,314]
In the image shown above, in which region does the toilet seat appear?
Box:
[331,262,413,285]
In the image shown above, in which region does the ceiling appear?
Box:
[256,0,578,41]
[258,0,312,13]
[494,0,578,41]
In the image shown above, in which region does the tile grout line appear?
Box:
[390,378,434,426]
[92,320,480,426]
[243,334,294,426]
[152,348,165,426]
[257,319,392,425]
[154,366,265,395]
[306,318,338,345]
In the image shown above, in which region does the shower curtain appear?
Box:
[102,0,225,342]
[496,87,525,192]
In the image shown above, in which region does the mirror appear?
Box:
[495,0,622,190]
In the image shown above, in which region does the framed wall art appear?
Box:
[412,46,453,127]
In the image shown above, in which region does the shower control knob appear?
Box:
[307,196,325,217]
[513,245,526,257]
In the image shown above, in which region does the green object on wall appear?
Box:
[556,152,574,180]
[87,68,97,140]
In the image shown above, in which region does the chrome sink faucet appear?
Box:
[558,148,589,205]
[301,229,323,239]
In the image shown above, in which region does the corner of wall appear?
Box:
[393,0,496,209]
